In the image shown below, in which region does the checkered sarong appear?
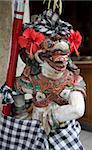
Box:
[0,115,49,150]
[49,120,85,150]
[0,115,85,150]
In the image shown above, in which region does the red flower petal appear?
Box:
[23,28,33,39]
[35,32,45,44]
[32,44,39,54]
[18,36,28,48]
[18,28,45,59]
[29,43,39,59]
[68,30,82,56]
[31,29,38,41]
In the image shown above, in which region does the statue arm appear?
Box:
[53,91,85,122]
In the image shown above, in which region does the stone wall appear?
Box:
[0,0,12,86]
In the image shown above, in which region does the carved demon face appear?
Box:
[35,39,70,72]
[19,35,71,78]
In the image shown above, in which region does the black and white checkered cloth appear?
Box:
[0,115,85,150]
[49,120,85,150]
[0,115,49,150]
[24,9,72,37]
[0,84,18,104]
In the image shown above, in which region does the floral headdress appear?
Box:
[18,10,82,58]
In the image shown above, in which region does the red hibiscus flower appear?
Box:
[68,30,82,56]
[18,28,45,58]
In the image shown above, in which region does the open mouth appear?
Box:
[38,50,67,71]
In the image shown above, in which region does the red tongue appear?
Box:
[53,65,65,71]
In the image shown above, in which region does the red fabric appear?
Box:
[18,28,45,58]
[5,18,23,116]
[68,30,82,56]
[3,0,25,116]
[6,18,23,88]
[2,104,12,116]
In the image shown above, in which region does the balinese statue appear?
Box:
[13,10,86,149]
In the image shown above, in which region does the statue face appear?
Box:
[35,39,70,72]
